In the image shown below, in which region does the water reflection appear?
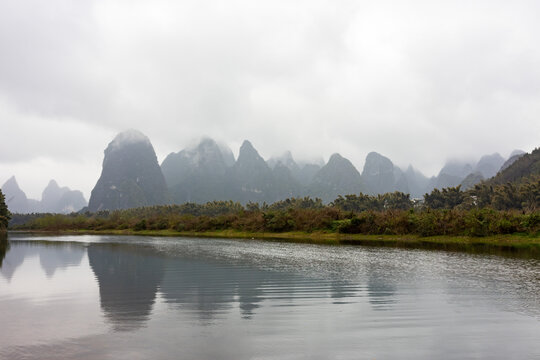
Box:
[39,244,85,277]
[366,269,397,309]
[160,259,236,321]
[87,243,165,331]
[0,233,8,268]
[1,235,539,360]
[0,242,35,280]
[86,241,366,326]
[160,257,313,321]
[0,241,85,281]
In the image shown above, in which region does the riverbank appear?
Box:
[9,229,540,258]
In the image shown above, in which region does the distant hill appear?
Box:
[402,165,430,198]
[161,138,231,204]
[499,150,526,173]
[1,176,87,214]
[475,153,505,179]
[41,180,87,213]
[127,135,540,206]
[362,152,395,195]
[488,148,540,185]
[428,151,525,192]
[88,130,170,211]
[230,140,278,203]
[1,176,32,213]
[8,128,532,211]
[460,172,485,190]
[308,153,366,203]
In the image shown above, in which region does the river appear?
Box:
[0,233,539,359]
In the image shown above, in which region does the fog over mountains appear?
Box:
[85,130,526,211]
[2,129,528,213]
[87,131,169,212]
[1,177,87,214]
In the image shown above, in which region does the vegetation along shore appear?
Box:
[9,182,540,257]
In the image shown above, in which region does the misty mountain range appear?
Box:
[1,177,87,214]
[2,129,528,213]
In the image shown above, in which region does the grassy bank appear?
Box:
[12,228,540,258]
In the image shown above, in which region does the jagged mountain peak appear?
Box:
[42,179,68,198]
[42,179,87,213]
[362,152,393,175]
[279,150,296,165]
[195,137,219,151]
[365,151,390,160]
[237,140,265,165]
[186,138,225,165]
[89,131,169,211]
[328,153,344,162]
[477,153,504,163]
[321,154,363,178]
[1,176,28,210]
[46,179,59,188]
[268,150,299,171]
[3,176,19,189]
[2,177,86,214]
[309,153,364,202]
[161,138,234,202]
[361,152,395,194]
[439,159,474,178]
[110,129,151,151]
[239,140,256,152]
[475,153,505,178]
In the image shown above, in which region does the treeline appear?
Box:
[11,191,540,237]
[424,177,539,211]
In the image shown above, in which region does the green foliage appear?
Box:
[489,147,540,185]
[10,194,540,238]
[379,192,414,210]
[332,192,412,212]
[0,189,11,230]
[263,211,295,232]
[266,197,324,211]
[134,219,147,231]
[424,186,464,209]
[422,178,540,212]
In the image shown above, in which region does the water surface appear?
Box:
[0,233,539,359]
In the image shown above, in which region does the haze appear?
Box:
[1,0,539,199]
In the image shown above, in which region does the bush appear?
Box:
[134,219,147,231]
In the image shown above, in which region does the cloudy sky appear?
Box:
[1,0,539,200]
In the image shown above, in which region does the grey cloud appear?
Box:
[1,0,539,197]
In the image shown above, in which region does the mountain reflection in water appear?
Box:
[0,240,85,281]
[0,234,539,360]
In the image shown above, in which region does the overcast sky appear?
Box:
[1,0,539,200]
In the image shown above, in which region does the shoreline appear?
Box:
[8,229,540,258]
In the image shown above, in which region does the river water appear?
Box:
[0,233,539,359]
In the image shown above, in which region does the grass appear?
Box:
[11,228,540,258]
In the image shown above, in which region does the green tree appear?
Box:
[332,193,381,212]
[519,179,540,211]
[379,192,413,210]
[0,189,11,230]
[424,186,464,209]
